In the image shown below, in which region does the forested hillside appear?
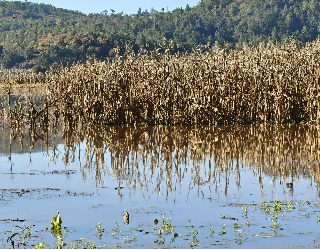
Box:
[0,0,320,69]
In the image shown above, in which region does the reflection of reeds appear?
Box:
[4,40,320,126]
[6,124,320,197]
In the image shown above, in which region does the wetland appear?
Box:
[2,41,320,248]
[1,124,320,248]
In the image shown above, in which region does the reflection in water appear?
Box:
[4,124,320,200]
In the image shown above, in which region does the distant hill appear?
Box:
[0,0,320,69]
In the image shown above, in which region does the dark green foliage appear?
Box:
[31,65,46,74]
[1,0,320,69]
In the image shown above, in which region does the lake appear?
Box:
[0,124,320,248]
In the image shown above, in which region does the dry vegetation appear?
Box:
[2,39,320,127]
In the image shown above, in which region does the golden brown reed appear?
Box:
[48,39,320,126]
[4,39,320,126]
[0,70,46,86]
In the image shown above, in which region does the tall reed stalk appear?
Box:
[3,39,320,126]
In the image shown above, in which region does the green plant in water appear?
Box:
[189,229,200,246]
[210,228,214,236]
[234,231,243,245]
[304,200,311,206]
[66,238,97,249]
[78,241,96,249]
[124,235,129,244]
[273,200,281,213]
[192,230,199,239]
[37,237,99,249]
[155,215,178,245]
[260,201,271,215]
[156,238,165,245]
[131,234,137,242]
[286,202,292,212]
[272,219,277,227]
[219,224,226,235]
[50,211,64,248]
[159,216,175,235]
[220,230,227,235]
[170,232,179,243]
[52,228,64,249]
[124,234,137,244]
[7,224,32,248]
[242,205,248,217]
[111,221,121,239]
[51,211,62,230]
[35,242,47,249]
[157,227,163,236]
[93,223,104,240]
[270,218,281,231]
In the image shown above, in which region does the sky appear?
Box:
[24,0,200,15]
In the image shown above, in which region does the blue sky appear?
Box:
[24,0,200,15]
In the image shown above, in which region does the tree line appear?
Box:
[0,0,320,69]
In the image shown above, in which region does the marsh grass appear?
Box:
[3,39,320,127]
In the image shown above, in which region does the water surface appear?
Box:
[0,124,320,248]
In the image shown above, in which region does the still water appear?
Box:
[0,124,320,248]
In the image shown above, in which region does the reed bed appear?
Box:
[0,70,46,86]
[3,39,320,126]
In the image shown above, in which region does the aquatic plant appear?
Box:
[157,216,175,236]
[51,211,62,230]
[93,223,104,240]
[7,224,32,248]
[111,221,121,239]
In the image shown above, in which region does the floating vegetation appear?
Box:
[4,39,320,127]
[26,200,319,249]
[6,224,32,249]
[93,223,104,240]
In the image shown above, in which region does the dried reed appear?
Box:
[4,39,320,126]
